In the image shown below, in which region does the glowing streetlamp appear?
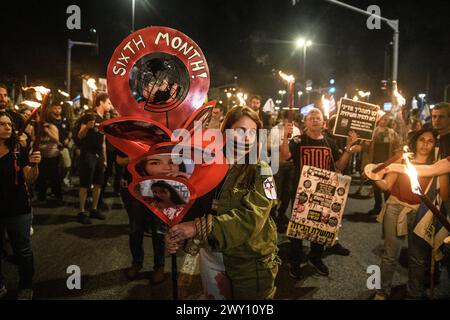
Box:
[278,89,286,104]
[226,92,232,108]
[295,37,312,82]
[297,90,303,107]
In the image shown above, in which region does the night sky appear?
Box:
[1,0,450,105]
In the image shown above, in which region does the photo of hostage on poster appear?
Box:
[333,98,380,141]
[133,152,194,179]
[134,178,191,222]
[287,165,352,246]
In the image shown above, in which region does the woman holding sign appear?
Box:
[166,106,279,300]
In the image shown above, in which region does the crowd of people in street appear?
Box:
[0,83,449,300]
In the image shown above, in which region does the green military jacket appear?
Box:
[210,161,278,261]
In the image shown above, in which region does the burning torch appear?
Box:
[279,71,295,137]
[87,78,98,108]
[402,148,450,234]
[21,86,51,152]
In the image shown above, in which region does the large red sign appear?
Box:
[107,26,210,131]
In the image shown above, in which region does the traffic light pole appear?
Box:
[66,39,98,97]
[324,0,399,83]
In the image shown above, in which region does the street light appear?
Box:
[226,92,232,108]
[297,90,303,107]
[295,37,312,105]
[295,37,312,81]
[66,32,99,96]
[278,90,286,104]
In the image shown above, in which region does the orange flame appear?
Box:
[393,84,406,107]
[321,94,331,118]
[402,146,421,195]
[21,100,41,108]
[236,92,246,106]
[22,86,51,101]
[278,71,295,83]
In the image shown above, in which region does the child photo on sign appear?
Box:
[136,179,188,221]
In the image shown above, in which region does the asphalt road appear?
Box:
[2,181,449,300]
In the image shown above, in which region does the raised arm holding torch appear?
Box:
[278,70,295,138]
[401,150,450,234]
[21,86,51,154]
[365,157,450,179]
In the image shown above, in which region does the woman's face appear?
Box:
[378,115,389,128]
[0,115,13,140]
[152,186,171,201]
[416,132,435,157]
[145,154,181,176]
[230,115,258,149]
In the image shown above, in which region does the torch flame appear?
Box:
[22,86,51,102]
[393,84,406,107]
[402,146,421,195]
[236,92,246,106]
[321,94,331,118]
[21,100,42,109]
[87,78,98,91]
[278,71,295,83]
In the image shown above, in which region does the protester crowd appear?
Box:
[0,83,449,300]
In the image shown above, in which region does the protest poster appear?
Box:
[333,98,380,141]
[286,165,351,247]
